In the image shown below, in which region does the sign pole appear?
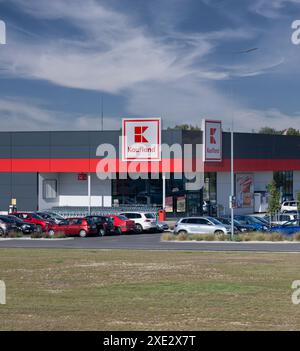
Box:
[230,126,234,240]
[162,172,166,210]
[88,173,91,215]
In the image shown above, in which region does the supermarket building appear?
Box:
[0,119,300,216]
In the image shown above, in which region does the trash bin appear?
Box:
[158,209,166,221]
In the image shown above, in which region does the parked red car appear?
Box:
[109,214,136,234]
[12,212,49,232]
[48,217,99,237]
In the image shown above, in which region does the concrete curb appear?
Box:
[161,240,300,244]
[0,237,74,241]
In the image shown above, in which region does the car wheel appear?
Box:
[79,230,87,238]
[0,228,4,237]
[135,224,143,234]
[48,229,55,237]
[36,225,42,233]
[214,230,224,235]
[98,228,106,237]
[177,230,187,235]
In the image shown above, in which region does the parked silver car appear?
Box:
[174,216,232,235]
[0,217,18,236]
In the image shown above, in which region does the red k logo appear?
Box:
[134,126,148,143]
[210,128,217,144]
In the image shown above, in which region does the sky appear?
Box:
[0,0,300,132]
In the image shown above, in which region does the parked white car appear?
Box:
[264,213,298,225]
[281,201,299,213]
[119,212,158,233]
[174,216,232,235]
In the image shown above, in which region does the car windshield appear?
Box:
[37,213,49,219]
[207,217,223,225]
[233,219,243,226]
[87,216,103,223]
[8,216,24,224]
[47,212,65,220]
[253,216,269,224]
[86,218,95,225]
[283,220,300,227]
[219,218,230,225]
[118,215,128,220]
[247,216,264,224]
[145,213,156,219]
[31,213,43,219]
[0,216,13,223]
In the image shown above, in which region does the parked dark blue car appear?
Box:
[218,217,256,232]
[234,215,270,231]
[270,220,300,235]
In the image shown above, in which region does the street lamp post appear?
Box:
[230,48,258,240]
[230,126,234,240]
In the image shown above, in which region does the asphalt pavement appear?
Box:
[1,232,300,252]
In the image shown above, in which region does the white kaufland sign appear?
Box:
[0,280,5,305]
[203,119,222,162]
[122,118,161,161]
[0,20,6,45]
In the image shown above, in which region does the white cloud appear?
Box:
[1,92,298,133]
[0,0,260,93]
[0,97,120,131]
[250,0,300,18]
[0,0,299,132]
[126,78,300,132]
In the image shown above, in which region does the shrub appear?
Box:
[177,232,188,241]
[31,231,67,239]
[269,232,284,241]
[31,231,43,239]
[202,234,215,241]
[284,235,294,242]
[160,231,293,242]
[53,231,66,239]
[161,233,174,241]
[293,232,300,241]
[242,233,252,241]
[8,231,23,238]
[233,234,243,242]
[251,232,267,241]
[189,234,205,241]
[214,232,228,241]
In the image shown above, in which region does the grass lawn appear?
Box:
[0,248,300,330]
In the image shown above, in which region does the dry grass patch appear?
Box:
[162,232,300,242]
[1,249,300,331]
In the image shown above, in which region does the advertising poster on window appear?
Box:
[176,195,186,213]
[165,196,173,213]
[236,174,254,208]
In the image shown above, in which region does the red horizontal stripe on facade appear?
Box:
[0,158,185,173]
[0,158,299,172]
[204,159,300,172]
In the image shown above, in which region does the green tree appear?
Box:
[258,127,282,135]
[258,126,300,136]
[297,190,300,212]
[285,128,300,136]
[168,124,201,131]
[267,180,281,215]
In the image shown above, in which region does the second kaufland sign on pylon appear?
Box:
[202,119,222,162]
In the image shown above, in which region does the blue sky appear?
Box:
[0,0,300,131]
